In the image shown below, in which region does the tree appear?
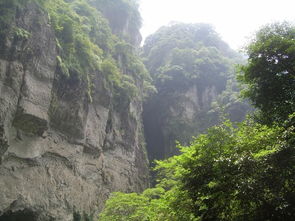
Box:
[179,119,295,220]
[239,22,295,124]
[99,116,295,220]
[98,187,193,221]
[99,192,150,221]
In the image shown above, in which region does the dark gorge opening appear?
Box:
[0,209,38,221]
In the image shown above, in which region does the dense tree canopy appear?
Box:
[99,116,295,220]
[178,118,295,220]
[239,22,295,124]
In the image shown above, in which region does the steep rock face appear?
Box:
[89,0,142,46]
[144,84,219,159]
[143,23,249,160]
[0,2,148,220]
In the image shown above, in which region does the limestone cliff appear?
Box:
[142,23,250,160]
[88,0,142,46]
[0,0,149,220]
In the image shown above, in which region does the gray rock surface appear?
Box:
[0,3,149,220]
[144,83,219,159]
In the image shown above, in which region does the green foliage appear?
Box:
[120,75,138,98]
[101,22,295,221]
[101,57,147,103]
[0,0,153,104]
[239,22,295,124]
[56,56,70,77]
[112,40,156,100]
[42,0,152,103]
[101,115,295,220]
[44,0,105,77]
[143,23,236,77]
[13,27,31,40]
[175,120,281,220]
[99,187,195,221]
[99,192,150,221]
[101,58,121,86]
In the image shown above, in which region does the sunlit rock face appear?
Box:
[0,2,148,220]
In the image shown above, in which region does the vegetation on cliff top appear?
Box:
[0,0,154,103]
[142,23,237,89]
[46,0,154,102]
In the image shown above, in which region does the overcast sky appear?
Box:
[139,0,295,50]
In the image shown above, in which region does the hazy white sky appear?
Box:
[139,0,295,50]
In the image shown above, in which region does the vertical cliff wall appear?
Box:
[142,24,250,160]
[88,0,142,46]
[0,0,150,220]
